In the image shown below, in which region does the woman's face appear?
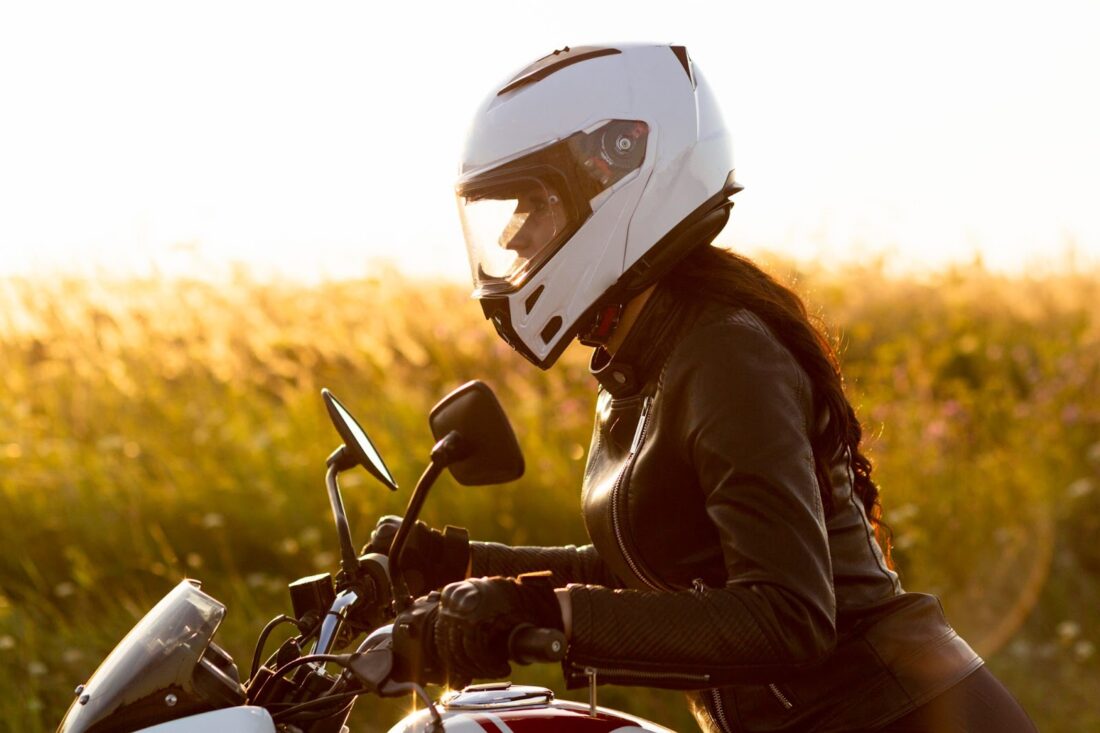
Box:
[498,185,567,261]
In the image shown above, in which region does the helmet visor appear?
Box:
[457,119,649,295]
[457,172,579,292]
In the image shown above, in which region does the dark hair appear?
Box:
[664,244,891,562]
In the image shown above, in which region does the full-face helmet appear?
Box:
[456,43,741,368]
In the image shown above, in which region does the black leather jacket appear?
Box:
[471,282,982,732]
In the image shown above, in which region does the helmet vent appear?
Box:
[498,47,621,97]
[670,46,696,89]
[524,285,545,314]
[540,316,563,344]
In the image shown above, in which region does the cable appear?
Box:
[249,614,300,682]
[250,653,352,705]
[269,690,360,723]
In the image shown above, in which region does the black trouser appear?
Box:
[874,666,1037,732]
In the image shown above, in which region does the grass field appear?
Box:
[1,257,1098,731]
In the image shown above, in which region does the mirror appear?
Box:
[322,388,399,491]
[429,381,524,485]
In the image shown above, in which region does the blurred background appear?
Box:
[1,1,1098,731]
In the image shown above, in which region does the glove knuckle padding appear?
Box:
[446,581,485,615]
[368,515,402,553]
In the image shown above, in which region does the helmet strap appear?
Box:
[578,302,624,347]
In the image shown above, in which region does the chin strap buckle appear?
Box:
[577,303,623,347]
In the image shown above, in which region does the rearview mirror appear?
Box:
[429,381,524,486]
[322,388,399,491]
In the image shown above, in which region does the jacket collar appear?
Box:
[589,283,690,398]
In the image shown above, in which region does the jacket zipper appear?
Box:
[610,397,667,590]
[709,688,733,733]
[768,682,794,710]
[570,662,710,685]
[605,399,733,733]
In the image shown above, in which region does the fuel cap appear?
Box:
[442,683,554,710]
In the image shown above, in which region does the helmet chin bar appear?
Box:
[478,172,741,371]
[479,296,547,367]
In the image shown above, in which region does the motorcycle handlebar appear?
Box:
[507,624,567,665]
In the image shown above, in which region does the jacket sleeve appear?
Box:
[470,542,624,589]
[564,313,837,688]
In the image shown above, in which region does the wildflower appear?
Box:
[1061,405,1082,425]
[201,513,225,529]
[185,553,203,569]
[96,435,125,451]
[0,635,14,651]
[312,552,335,570]
[1056,621,1080,643]
[54,582,76,599]
[890,503,920,523]
[923,419,947,442]
[1067,478,1094,500]
[1088,442,1100,468]
[1074,640,1095,661]
[28,661,48,676]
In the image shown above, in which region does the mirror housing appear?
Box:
[322,388,399,491]
[429,381,524,485]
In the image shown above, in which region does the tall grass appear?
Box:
[1,261,1096,731]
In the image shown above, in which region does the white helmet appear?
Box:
[456,43,741,368]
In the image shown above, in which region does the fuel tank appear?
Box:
[388,683,675,733]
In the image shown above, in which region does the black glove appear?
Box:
[431,573,564,683]
[365,516,469,597]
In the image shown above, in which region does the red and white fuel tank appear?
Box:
[388,683,675,733]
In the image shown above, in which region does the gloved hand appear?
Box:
[364,516,469,596]
[431,573,564,683]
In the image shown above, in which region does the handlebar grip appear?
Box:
[508,625,567,665]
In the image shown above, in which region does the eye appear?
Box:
[531,193,560,215]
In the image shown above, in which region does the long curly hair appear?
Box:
[664,244,891,562]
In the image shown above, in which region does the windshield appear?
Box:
[58,580,225,733]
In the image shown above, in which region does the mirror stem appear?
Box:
[429,430,467,465]
[389,459,446,612]
[326,464,361,583]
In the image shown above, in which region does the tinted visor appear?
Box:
[457,120,648,294]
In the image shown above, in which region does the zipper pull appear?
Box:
[585,666,598,716]
[628,396,653,454]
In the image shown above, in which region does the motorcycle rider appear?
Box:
[375,44,1037,732]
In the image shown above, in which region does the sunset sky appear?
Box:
[1,1,1098,281]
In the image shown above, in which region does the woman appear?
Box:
[376,43,1036,732]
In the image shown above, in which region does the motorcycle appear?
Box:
[56,381,674,733]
